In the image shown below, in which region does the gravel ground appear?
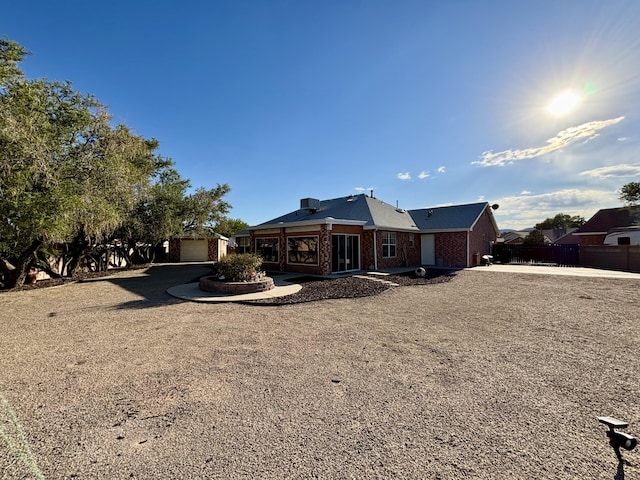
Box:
[245,270,455,305]
[1,263,640,479]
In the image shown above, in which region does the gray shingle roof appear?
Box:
[255,195,492,233]
[256,194,418,230]
[255,194,374,226]
[409,202,490,231]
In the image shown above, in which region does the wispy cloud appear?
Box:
[354,186,375,193]
[473,117,625,167]
[579,163,640,179]
[491,188,618,230]
[401,167,445,180]
[520,190,532,195]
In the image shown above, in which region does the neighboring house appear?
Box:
[235,194,499,275]
[572,207,640,245]
[542,228,577,244]
[554,230,581,245]
[499,231,530,245]
[168,234,229,262]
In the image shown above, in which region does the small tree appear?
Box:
[214,254,263,282]
[535,213,585,230]
[620,182,640,206]
[523,230,546,245]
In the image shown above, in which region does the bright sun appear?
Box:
[546,89,584,116]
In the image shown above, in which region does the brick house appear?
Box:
[572,206,640,245]
[235,194,499,275]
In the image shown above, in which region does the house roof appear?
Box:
[252,195,498,234]
[410,202,497,233]
[500,231,529,243]
[254,194,416,231]
[573,206,640,235]
[173,233,229,240]
[555,232,580,244]
[542,228,577,243]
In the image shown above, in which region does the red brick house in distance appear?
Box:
[235,194,499,275]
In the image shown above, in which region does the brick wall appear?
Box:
[469,207,499,265]
[375,231,420,269]
[577,234,606,246]
[168,239,180,262]
[279,228,287,272]
[319,224,332,275]
[436,232,468,268]
[208,239,218,261]
[361,230,375,270]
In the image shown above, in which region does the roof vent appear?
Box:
[300,198,321,212]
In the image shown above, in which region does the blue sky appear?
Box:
[3,1,640,230]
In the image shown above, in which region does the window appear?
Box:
[409,234,415,248]
[287,236,319,265]
[256,237,279,263]
[382,232,396,258]
[237,237,250,254]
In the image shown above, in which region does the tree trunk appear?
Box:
[0,239,43,289]
[66,230,89,277]
[34,250,63,280]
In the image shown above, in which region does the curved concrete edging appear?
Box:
[167,277,302,303]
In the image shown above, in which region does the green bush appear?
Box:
[214,253,264,282]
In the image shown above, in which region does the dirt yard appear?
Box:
[1,264,639,479]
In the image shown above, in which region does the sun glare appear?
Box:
[546,89,584,117]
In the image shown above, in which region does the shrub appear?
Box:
[214,254,264,282]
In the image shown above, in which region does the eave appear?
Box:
[250,217,368,230]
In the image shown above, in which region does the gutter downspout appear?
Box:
[466,230,470,267]
[373,229,378,270]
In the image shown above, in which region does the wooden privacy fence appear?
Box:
[580,245,640,272]
[492,244,640,272]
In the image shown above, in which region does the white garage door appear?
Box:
[180,239,209,262]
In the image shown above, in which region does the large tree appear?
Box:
[182,185,231,235]
[0,50,106,285]
[535,213,585,230]
[0,38,232,287]
[214,218,249,238]
[620,181,640,206]
[115,161,191,265]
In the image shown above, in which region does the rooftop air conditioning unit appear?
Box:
[300,198,321,211]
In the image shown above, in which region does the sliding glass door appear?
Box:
[332,234,360,272]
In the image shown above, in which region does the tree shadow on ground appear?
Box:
[103,263,212,310]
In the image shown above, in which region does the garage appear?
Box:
[179,239,209,262]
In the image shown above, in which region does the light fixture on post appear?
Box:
[597,416,637,463]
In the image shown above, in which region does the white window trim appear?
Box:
[382,231,397,258]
